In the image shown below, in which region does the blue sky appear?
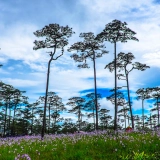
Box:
[0,0,160,122]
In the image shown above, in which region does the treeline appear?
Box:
[0,82,112,136]
[0,80,160,137]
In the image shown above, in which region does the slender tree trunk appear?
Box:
[12,104,17,135]
[22,118,25,134]
[124,110,126,130]
[125,115,126,130]
[150,113,152,130]
[157,97,159,127]
[126,73,134,129]
[80,113,83,124]
[25,117,28,135]
[114,42,117,131]
[93,51,98,130]
[48,103,51,134]
[93,107,95,130]
[142,99,144,129]
[42,58,52,139]
[4,103,8,136]
[9,109,11,135]
[128,115,129,126]
[54,115,57,133]
[78,107,80,131]
[31,108,33,135]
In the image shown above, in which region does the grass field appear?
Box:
[0,130,160,160]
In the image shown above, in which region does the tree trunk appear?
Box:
[12,104,17,135]
[114,42,117,131]
[78,106,80,131]
[9,108,11,135]
[4,103,8,136]
[126,73,134,129]
[93,51,98,130]
[142,99,144,129]
[31,108,33,135]
[93,107,95,130]
[150,113,152,130]
[128,115,129,126]
[157,97,159,127]
[48,103,51,134]
[124,110,126,130]
[42,58,52,139]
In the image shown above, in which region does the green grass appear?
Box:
[0,130,160,160]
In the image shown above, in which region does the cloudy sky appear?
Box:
[0,0,160,122]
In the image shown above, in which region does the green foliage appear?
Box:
[0,130,160,160]
[119,151,155,160]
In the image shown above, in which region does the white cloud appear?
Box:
[0,56,7,63]
[24,61,47,72]
[0,23,49,65]
[0,68,10,74]
[142,50,160,68]
[99,98,114,117]
[7,66,14,71]
[1,78,43,88]
[60,112,78,122]
[132,98,152,114]
[79,0,160,66]
[121,23,160,54]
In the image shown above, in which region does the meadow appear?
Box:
[0,130,160,160]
